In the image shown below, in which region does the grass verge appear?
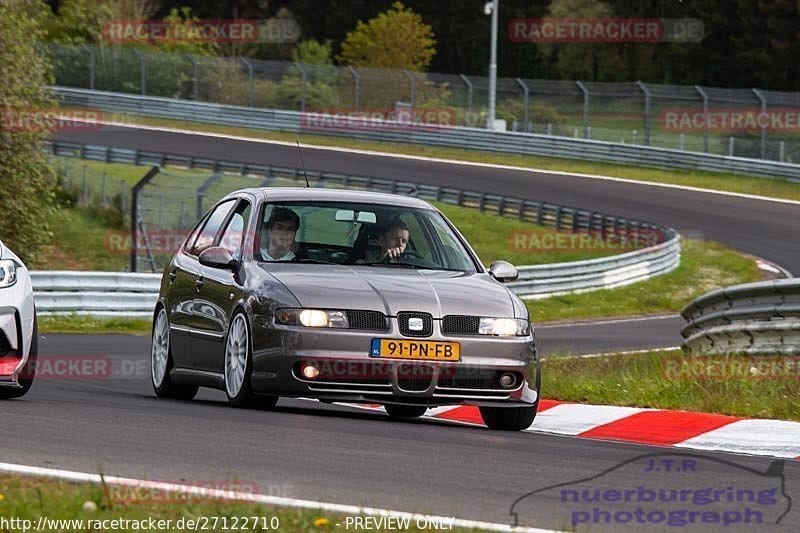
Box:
[0,474,477,532]
[83,110,800,202]
[544,350,800,422]
[39,315,151,335]
[528,240,761,323]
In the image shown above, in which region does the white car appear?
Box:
[0,240,37,398]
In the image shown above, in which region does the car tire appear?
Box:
[479,404,537,431]
[225,311,278,409]
[151,307,198,400]
[384,404,428,418]
[0,314,38,400]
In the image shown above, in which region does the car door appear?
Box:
[170,199,237,369]
[193,199,252,372]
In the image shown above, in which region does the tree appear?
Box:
[338,2,436,71]
[0,0,56,261]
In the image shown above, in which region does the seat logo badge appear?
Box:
[408,317,424,331]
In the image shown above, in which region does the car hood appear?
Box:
[262,264,518,318]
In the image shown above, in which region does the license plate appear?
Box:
[370,339,460,361]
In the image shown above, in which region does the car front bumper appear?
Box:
[249,315,539,407]
[0,265,35,386]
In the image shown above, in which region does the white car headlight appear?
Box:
[0,260,18,288]
[478,317,529,336]
[274,308,349,328]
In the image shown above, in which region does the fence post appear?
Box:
[403,70,416,109]
[82,44,95,90]
[460,74,474,127]
[133,50,146,95]
[101,173,108,207]
[516,78,530,132]
[576,81,590,139]
[636,81,651,146]
[694,85,709,153]
[729,137,735,156]
[242,58,254,107]
[130,166,160,273]
[82,166,89,204]
[294,62,307,112]
[752,88,767,160]
[187,54,199,100]
[348,66,360,112]
[196,174,223,221]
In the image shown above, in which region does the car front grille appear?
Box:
[346,310,389,331]
[441,315,481,335]
[397,312,433,337]
[397,364,433,391]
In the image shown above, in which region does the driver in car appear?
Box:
[260,207,300,261]
[371,218,410,262]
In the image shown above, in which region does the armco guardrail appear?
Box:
[680,279,800,355]
[31,271,160,318]
[54,87,800,181]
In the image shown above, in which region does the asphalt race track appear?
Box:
[21,124,798,528]
[1,334,795,530]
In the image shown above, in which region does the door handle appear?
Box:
[195,277,204,290]
[168,271,177,283]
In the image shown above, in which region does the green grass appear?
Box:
[0,474,481,532]
[544,350,800,421]
[39,315,151,335]
[528,240,761,323]
[75,109,800,201]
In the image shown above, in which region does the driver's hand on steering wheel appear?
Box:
[381,246,405,261]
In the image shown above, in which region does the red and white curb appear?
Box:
[349,401,800,460]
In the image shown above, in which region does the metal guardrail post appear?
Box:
[576,81,590,139]
[348,66,360,112]
[636,81,651,146]
[130,166,159,273]
[752,88,767,160]
[133,50,146,95]
[82,44,95,90]
[242,58,255,107]
[294,62,307,112]
[460,74,474,127]
[403,70,416,109]
[694,85,709,153]
[516,78,530,132]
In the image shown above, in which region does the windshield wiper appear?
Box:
[360,261,450,271]
[293,257,338,265]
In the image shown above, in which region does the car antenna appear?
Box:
[296,140,310,188]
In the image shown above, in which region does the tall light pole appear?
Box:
[485,0,499,129]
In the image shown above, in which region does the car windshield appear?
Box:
[256,201,478,272]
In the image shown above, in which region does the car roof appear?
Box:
[225,187,436,209]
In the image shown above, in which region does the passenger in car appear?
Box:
[260,207,300,261]
[367,218,410,262]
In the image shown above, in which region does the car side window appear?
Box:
[188,199,237,256]
[217,201,251,261]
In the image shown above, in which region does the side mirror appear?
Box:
[488,260,518,282]
[198,247,238,270]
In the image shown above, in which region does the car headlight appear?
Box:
[0,260,18,288]
[478,317,529,336]
[274,308,349,328]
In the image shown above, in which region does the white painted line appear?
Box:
[537,314,680,328]
[0,461,559,533]
[675,419,800,459]
[77,118,800,207]
[544,346,682,360]
[528,404,648,436]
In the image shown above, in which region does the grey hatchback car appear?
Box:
[151,187,540,430]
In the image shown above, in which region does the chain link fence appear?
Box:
[45,43,800,163]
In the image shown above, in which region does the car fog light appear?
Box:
[301,363,320,379]
[500,373,517,388]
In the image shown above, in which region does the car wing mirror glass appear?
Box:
[198,246,238,270]
[488,260,518,282]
